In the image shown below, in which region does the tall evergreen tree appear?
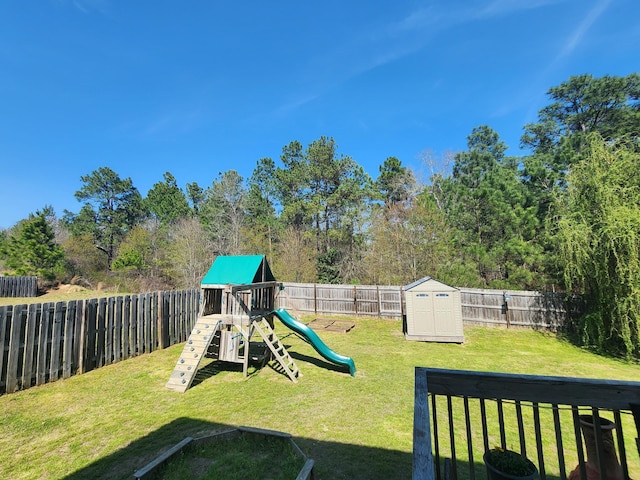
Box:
[274,137,372,283]
[145,172,191,225]
[186,182,205,215]
[521,74,640,286]
[245,157,280,258]
[63,167,145,269]
[441,126,542,287]
[375,156,416,207]
[1,207,64,280]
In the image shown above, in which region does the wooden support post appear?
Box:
[413,368,435,480]
[243,324,249,378]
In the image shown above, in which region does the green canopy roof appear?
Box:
[201,255,275,285]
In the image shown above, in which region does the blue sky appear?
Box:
[1,0,638,229]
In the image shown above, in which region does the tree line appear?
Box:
[1,73,640,359]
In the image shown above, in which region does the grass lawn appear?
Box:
[1,315,639,480]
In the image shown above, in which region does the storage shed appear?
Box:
[403,276,464,343]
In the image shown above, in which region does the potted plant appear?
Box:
[483,447,538,480]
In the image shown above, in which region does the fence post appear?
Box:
[158,291,170,349]
[77,299,87,374]
[353,285,358,315]
[313,284,318,315]
[6,304,26,393]
[0,306,9,392]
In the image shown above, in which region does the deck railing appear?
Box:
[413,368,640,480]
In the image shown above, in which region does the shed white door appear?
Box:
[411,292,435,335]
[433,292,456,335]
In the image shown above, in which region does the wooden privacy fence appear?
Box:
[0,276,38,297]
[277,282,404,318]
[0,289,198,395]
[278,283,573,329]
[460,288,573,330]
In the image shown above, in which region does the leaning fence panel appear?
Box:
[0,289,199,395]
[0,276,38,297]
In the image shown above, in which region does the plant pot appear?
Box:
[483,449,538,480]
[568,415,625,480]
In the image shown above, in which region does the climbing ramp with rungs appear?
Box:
[165,318,222,393]
[253,318,300,383]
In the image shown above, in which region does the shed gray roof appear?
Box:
[403,276,458,291]
[403,276,432,290]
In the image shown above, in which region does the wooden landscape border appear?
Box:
[133,425,315,480]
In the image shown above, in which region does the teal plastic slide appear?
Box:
[271,308,356,376]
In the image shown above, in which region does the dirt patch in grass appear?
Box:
[0,285,128,306]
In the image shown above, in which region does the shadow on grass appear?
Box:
[61,417,414,480]
[188,359,246,388]
[188,345,350,386]
[289,350,348,374]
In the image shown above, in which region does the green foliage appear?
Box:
[64,167,146,269]
[273,137,373,283]
[0,208,64,280]
[520,73,640,291]
[186,182,205,214]
[522,73,640,153]
[317,247,341,284]
[60,233,109,280]
[364,188,454,285]
[199,170,246,255]
[145,172,191,226]
[485,448,536,477]
[557,134,640,359]
[0,229,7,271]
[165,218,213,289]
[375,156,416,206]
[439,126,544,288]
[271,226,317,283]
[244,157,280,258]
[112,226,153,274]
[12,72,638,296]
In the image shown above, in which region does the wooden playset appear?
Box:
[166,255,356,393]
[166,255,299,392]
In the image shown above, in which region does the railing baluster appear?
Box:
[552,404,567,480]
[613,410,630,480]
[591,408,608,480]
[497,399,506,449]
[516,400,526,456]
[480,398,489,453]
[431,394,442,480]
[463,397,475,480]
[413,368,640,480]
[572,406,587,480]
[630,403,640,459]
[533,401,546,480]
[447,395,458,480]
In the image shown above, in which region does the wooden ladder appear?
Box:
[165,318,221,393]
[253,318,300,382]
